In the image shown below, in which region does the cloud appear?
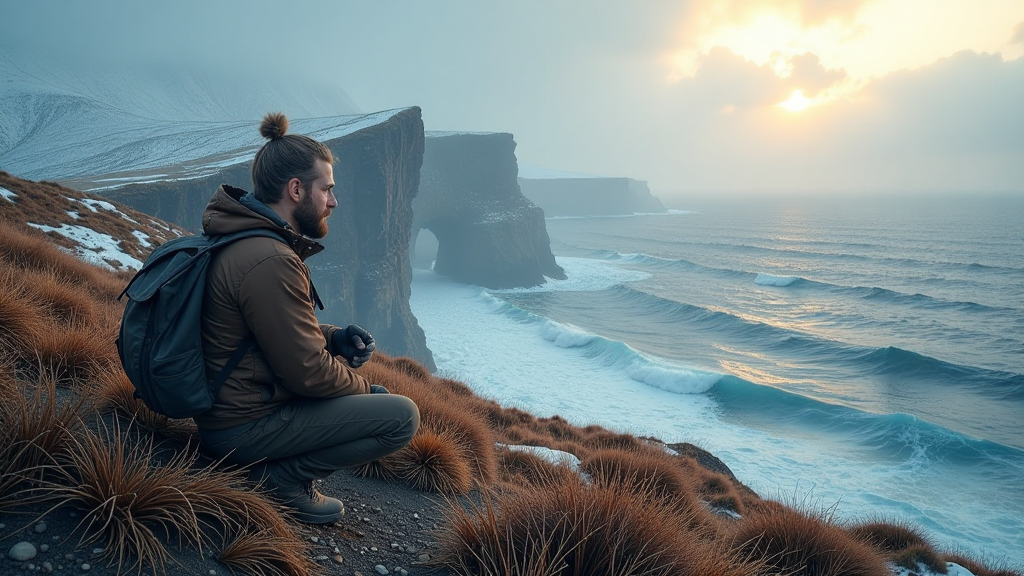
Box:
[1011,21,1024,46]
[655,49,1024,195]
[787,53,847,97]
[673,47,846,111]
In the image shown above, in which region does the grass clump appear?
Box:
[729,504,889,576]
[438,480,759,576]
[848,519,946,573]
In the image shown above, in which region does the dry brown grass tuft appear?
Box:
[580,448,695,504]
[581,429,645,453]
[0,222,107,290]
[42,419,297,575]
[25,318,117,381]
[0,368,85,509]
[219,527,313,576]
[27,267,98,324]
[692,469,746,516]
[497,447,582,489]
[419,399,497,484]
[392,426,473,494]
[848,519,946,573]
[45,420,205,574]
[729,505,889,576]
[435,376,478,399]
[437,480,760,576]
[0,269,44,353]
[380,354,434,382]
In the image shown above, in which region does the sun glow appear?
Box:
[778,89,812,112]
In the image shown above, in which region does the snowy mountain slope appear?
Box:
[0,52,366,182]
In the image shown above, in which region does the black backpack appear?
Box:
[117,228,318,418]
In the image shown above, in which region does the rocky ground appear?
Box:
[1,470,456,576]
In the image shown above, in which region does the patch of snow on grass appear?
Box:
[66,211,80,219]
[0,186,17,202]
[132,230,152,248]
[498,443,583,472]
[27,222,144,271]
[67,196,140,224]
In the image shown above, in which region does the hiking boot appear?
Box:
[275,481,345,524]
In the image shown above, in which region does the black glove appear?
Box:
[332,324,375,368]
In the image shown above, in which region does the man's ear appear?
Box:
[286,177,303,203]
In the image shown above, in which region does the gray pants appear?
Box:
[199,393,419,487]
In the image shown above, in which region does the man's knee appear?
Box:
[388,394,420,448]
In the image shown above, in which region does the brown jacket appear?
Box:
[195,185,369,430]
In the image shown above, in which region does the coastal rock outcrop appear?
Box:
[414,132,565,289]
[98,109,436,370]
[517,165,666,217]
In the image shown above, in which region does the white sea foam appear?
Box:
[539,321,597,348]
[409,263,1023,565]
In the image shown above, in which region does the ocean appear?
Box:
[409,193,1024,566]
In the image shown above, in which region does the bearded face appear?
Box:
[293,187,330,238]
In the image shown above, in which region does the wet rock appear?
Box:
[9,541,37,561]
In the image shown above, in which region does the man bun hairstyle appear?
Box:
[252,112,333,204]
[259,112,289,140]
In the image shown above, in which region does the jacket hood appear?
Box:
[202,185,325,260]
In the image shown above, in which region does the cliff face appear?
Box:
[99,108,436,370]
[518,175,666,217]
[415,133,565,289]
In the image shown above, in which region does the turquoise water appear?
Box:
[410,193,1024,565]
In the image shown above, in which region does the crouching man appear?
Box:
[195,112,419,523]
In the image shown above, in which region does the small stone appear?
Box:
[40,544,50,553]
[310,536,319,543]
[9,541,38,561]
[418,553,430,562]
[390,542,399,549]
[35,521,48,533]
[374,565,389,575]
[52,536,59,541]
[333,554,344,564]
[412,513,419,519]
[209,570,217,575]
[315,555,329,561]
[81,562,92,571]
[362,516,371,523]
[29,563,37,570]
[65,553,75,561]
[334,546,341,554]
[43,561,53,573]
[370,546,378,552]
[91,548,103,555]
[399,569,408,576]
[0,522,5,529]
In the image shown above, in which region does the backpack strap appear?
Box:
[212,333,256,394]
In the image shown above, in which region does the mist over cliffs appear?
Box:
[517,164,666,217]
[0,54,622,368]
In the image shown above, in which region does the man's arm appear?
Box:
[238,253,369,397]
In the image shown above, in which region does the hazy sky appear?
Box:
[2,0,1022,197]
